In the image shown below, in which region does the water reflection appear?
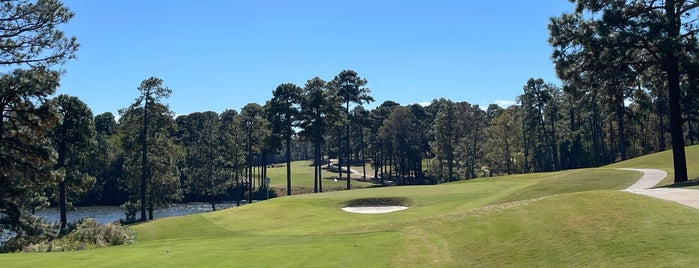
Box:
[34,201,244,225]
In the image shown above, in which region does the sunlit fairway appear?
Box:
[5,146,699,267]
[607,145,699,187]
[265,160,377,195]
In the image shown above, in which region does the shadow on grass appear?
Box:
[340,197,414,208]
[662,178,699,188]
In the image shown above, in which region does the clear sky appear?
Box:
[57,0,575,116]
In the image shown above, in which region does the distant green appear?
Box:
[265,160,376,194]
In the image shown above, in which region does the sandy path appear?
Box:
[621,168,699,209]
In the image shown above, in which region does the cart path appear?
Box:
[620,168,699,209]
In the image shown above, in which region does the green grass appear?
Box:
[607,145,699,187]
[5,149,699,266]
[266,160,377,195]
[266,160,315,188]
[494,168,638,203]
[403,191,699,267]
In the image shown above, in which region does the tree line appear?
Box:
[3,0,699,249]
[31,69,697,226]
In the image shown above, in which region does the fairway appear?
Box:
[265,160,377,195]
[4,147,699,267]
[607,145,699,187]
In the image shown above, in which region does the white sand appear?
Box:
[341,206,409,214]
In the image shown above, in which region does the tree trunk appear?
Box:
[313,140,318,193]
[235,175,241,207]
[262,151,267,199]
[666,53,688,182]
[438,157,444,180]
[617,103,627,161]
[247,126,253,203]
[591,103,604,166]
[400,152,406,185]
[374,152,380,183]
[447,151,454,182]
[388,153,393,180]
[286,135,292,196]
[314,125,319,193]
[59,180,67,229]
[658,100,667,151]
[57,124,68,230]
[537,98,548,172]
[471,132,479,179]
[140,100,148,222]
[360,127,366,180]
[504,136,511,174]
[664,0,688,183]
[568,107,579,169]
[608,119,615,163]
[337,127,343,182]
[550,110,559,170]
[346,101,351,190]
[380,151,385,179]
[522,116,529,173]
[318,143,323,192]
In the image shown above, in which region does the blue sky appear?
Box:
[57,0,575,116]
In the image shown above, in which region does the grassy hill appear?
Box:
[4,146,699,267]
[607,145,699,187]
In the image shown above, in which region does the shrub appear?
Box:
[0,214,60,253]
[20,218,134,252]
[121,201,140,224]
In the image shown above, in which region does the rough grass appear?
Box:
[5,150,699,266]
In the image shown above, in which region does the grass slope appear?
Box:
[607,145,699,186]
[5,149,699,266]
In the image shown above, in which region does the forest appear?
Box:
[3,0,699,253]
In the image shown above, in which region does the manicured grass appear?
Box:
[494,168,638,203]
[397,191,699,267]
[4,151,699,266]
[265,160,315,188]
[266,160,377,195]
[607,145,699,187]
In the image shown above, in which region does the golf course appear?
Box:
[4,146,699,267]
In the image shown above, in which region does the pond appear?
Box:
[34,201,246,225]
[1,201,250,246]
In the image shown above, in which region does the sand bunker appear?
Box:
[341,206,409,214]
[341,197,412,214]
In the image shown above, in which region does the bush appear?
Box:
[120,201,140,224]
[0,214,60,253]
[21,218,134,253]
